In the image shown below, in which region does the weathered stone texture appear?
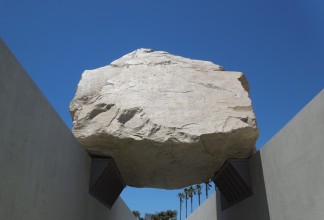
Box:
[70,49,259,189]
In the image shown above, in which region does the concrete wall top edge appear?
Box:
[0,38,75,143]
[260,89,323,150]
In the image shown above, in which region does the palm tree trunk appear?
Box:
[206,183,208,199]
[180,200,182,220]
[198,192,200,206]
[185,197,188,218]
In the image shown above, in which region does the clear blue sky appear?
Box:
[1,0,323,218]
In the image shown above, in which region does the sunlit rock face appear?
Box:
[70,49,259,189]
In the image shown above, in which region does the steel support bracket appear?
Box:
[213,158,252,210]
[89,157,126,209]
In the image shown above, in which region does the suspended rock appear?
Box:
[70,49,259,189]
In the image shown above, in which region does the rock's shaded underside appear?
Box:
[70,49,259,189]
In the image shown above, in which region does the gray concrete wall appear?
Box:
[185,153,270,220]
[186,193,217,220]
[261,90,324,220]
[0,39,136,220]
[187,90,324,220]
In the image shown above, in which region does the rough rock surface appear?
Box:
[70,49,259,189]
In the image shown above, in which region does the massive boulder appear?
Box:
[70,49,259,189]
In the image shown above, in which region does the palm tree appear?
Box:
[166,210,177,219]
[184,188,189,218]
[195,184,202,206]
[205,180,212,199]
[188,186,196,213]
[177,193,184,220]
[132,210,141,220]
[152,210,177,220]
